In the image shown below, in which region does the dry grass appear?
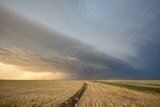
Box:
[77,81,160,107]
[0,80,83,107]
[0,80,160,107]
[101,80,160,87]
[93,81,160,93]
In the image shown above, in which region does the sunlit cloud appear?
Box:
[0,62,70,80]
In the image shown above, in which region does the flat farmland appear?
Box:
[0,80,160,107]
[99,80,160,88]
[78,81,160,107]
[0,80,83,107]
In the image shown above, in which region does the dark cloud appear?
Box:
[126,13,160,78]
[0,46,112,79]
[0,7,159,79]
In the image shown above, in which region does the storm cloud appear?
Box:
[0,0,160,79]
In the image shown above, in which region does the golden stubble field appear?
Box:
[0,80,160,107]
[0,80,83,107]
[77,81,160,107]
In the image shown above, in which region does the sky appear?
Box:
[0,0,160,80]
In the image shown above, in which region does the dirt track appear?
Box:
[0,81,160,107]
[61,83,87,107]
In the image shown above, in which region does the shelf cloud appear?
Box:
[0,0,160,79]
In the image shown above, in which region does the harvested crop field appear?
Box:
[78,81,160,107]
[0,80,83,107]
[0,80,160,107]
[99,80,160,88]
